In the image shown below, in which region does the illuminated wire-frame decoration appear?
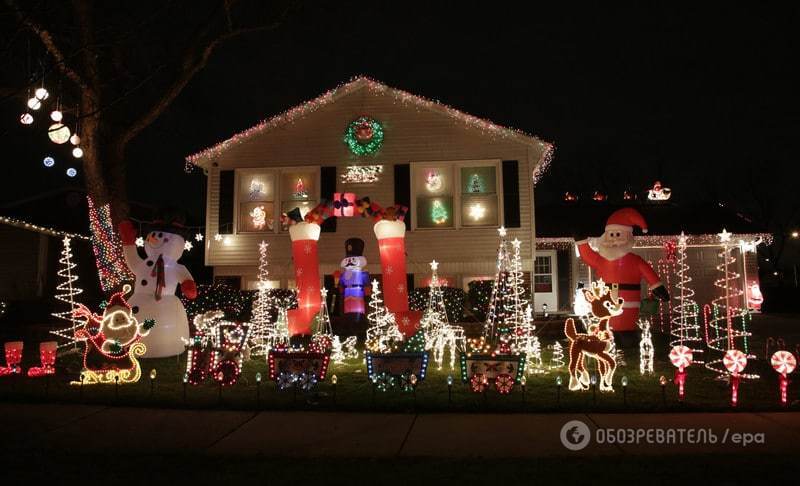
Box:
[50,236,85,348]
[420,260,465,370]
[341,165,383,184]
[670,232,704,363]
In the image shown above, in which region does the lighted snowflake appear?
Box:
[214,233,223,241]
[498,226,507,237]
[468,203,486,221]
[195,233,204,242]
[135,237,144,247]
[184,241,193,251]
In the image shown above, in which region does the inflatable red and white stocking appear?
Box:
[288,222,321,336]
[374,220,421,337]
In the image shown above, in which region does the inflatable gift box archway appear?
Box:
[283,198,420,337]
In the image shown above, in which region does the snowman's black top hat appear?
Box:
[345,238,365,257]
[143,209,192,240]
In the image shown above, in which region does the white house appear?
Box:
[185,77,553,307]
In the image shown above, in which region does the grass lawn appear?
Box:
[1,313,798,413]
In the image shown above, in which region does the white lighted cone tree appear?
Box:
[421,260,465,370]
[50,236,84,348]
[484,227,524,353]
[670,233,704,364]
[705,229,757,379]
[365,279,402,353]
[249,241,275,357]
[549,341,565,369]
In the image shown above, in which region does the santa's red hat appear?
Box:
[606,208,648,234]
[105,290,132,315]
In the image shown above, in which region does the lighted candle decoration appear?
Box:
[0,341,24,376]
[27,342,58,377]
[293,178,308,199]
[723,349,748,407]
[770,350,796,406]
[669,345,693,401]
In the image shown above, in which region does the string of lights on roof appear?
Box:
[535,233,772,250]
[184,76,554,177]
[0,215,89,240]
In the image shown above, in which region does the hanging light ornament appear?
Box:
[20,113,34,125]
[66,167,77,178]
[72,147,84,158]
[35,87,49,101]
[43,156,55,167]
[48,123,71,144]
[69,134,81,145]
[27,97,42,110]
[50,110,63,122]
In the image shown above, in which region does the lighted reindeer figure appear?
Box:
[638,319,654,375]
[565,280,623,392]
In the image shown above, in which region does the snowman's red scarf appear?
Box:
[151,255,165,301]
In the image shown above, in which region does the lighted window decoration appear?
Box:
[469,202,485,220]
[431,199,448,225]
[461,166,498,226]
[341,165,383,184]
[239,202,274,232]
[249,179,265,200]
[426,170,443,192]
[647,180,672,201]
[343,116,384,156]
[293,178,308,199]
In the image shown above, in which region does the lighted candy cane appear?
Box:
[723,349,747,407]
[669,345,693,401]
[770,350,796,406]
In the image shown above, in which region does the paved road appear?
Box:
[3,403,798,457]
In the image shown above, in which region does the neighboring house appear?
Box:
[534,203,770,314]
[185,77,553,302]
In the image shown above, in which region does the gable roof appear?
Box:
[184,76,554,178]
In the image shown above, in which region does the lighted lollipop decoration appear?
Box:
[669,345,693,401]
[723,349,748,407]
[770,350,796,406]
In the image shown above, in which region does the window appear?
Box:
[237,170,275,233]
[534,256,553,293]
[280,169,317,231]
[234,167,318,233]
[415,165,454,228]
[460,166,498,226]
[412,160,501,229]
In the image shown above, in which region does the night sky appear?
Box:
[2,3,799,242]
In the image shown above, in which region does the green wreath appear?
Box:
[344,116,384,156]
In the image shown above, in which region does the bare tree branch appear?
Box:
[120,6,289,148]
[5,0,91,93]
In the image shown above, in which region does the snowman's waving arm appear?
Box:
[176,264,197,300]
[118,221,145,274]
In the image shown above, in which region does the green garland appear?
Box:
[343,116,384,156]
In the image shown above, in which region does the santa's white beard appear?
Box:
[598,244,631,260]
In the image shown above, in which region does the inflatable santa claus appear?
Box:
[575,208,669,333]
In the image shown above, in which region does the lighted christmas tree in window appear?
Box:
[469,173,484,193]
[431,200,448,225]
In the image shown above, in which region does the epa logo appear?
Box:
[560,420,591,451]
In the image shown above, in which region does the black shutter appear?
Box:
[218,170,235,234]
[320,166,337,232]
[394,164,411,230]
[557,249,571,311]
[502,160,521,228]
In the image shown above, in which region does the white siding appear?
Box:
[203,85,546,285]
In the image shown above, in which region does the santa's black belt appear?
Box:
[609,283,640,291]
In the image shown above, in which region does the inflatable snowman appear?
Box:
[119,220,197,357]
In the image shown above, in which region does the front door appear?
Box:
[533,250,558,312]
